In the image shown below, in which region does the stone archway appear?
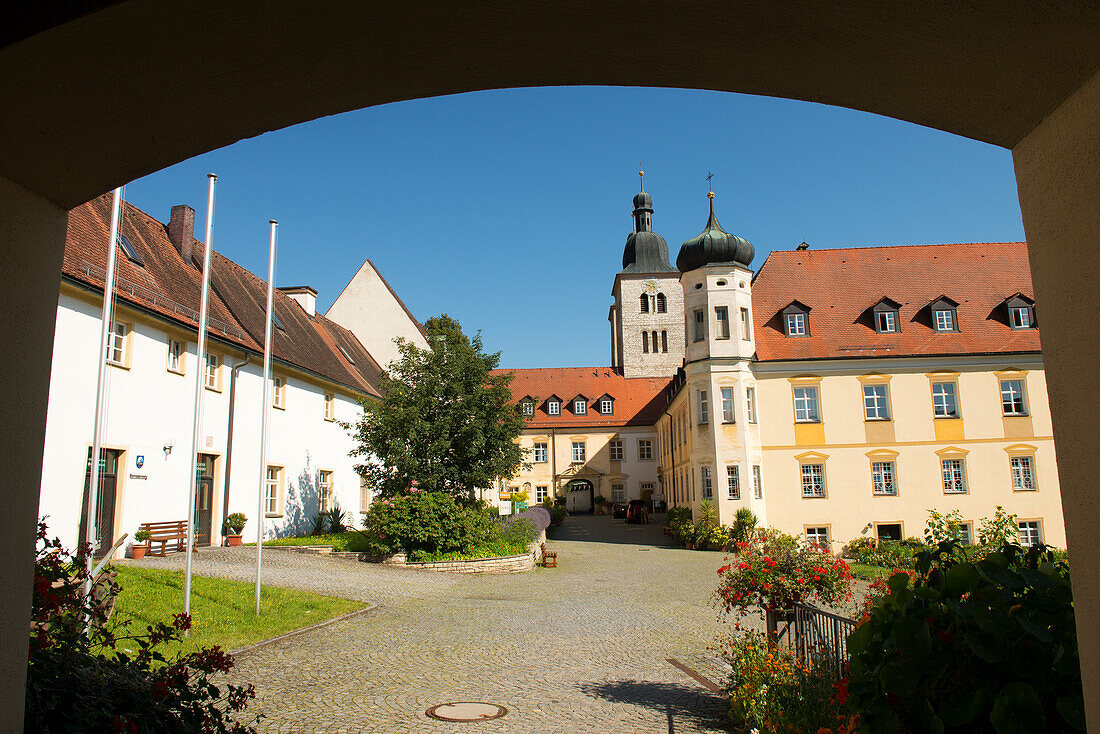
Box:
[1,3,1098,728]
[565,479,595,514]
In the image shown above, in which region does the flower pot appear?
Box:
[131,544,147,560]
[684,542,695,550]
[226,534,243,547]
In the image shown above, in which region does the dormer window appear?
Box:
[519,398,535,417]
[573,397,587,415]
[927,297,960,333]
[598,395,614,415]
[1004,294,1036,329]
[781,301,811,337]
[546,397,561,416]
[871,298,901,333]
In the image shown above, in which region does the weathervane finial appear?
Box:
[706,171,715,199]
[639,166,645,192]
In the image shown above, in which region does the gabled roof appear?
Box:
[751,242,1042,361]
[63,194,382,398]
[493,367,670,428]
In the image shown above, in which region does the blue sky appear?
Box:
[126,86,1025,369]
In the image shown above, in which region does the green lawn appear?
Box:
[250,531,369,552]
[848,563,897,580]
[112,565,363,658]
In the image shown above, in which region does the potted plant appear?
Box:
[593,495,607,515]
[223,513,247,546]
[132,529,151,559]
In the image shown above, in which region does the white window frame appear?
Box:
[167,338,185,374]
[746,387,757,423]
[863,383,890,421]
[608,440,623,462]
[106,320,129,367]
[931,381,959,418]
[264,466,283,516]
[571,441,586,463]
[532,442,548,463]
[786,312,806,336]
[323,392,335,421]
[574,398,587,415]
[871,460,897,496]
[877,310,897,333]
[697,390,708,425]
[957,522,973,545]
[753,465,762,499]
[1000,379,1028,416]
[1018,520,1042,547]
[726,465,741,500]
[547,400,560,416]
[272,375,286,409]
[1011,455,1038,491]
[204,353,221,391]
[521,401,534,416]
[941,458,968,494]
[721,387,735,423]
[793,386,820,422]
[638,439,653,461]
[715,306,730,339]
[800,463,826,498]
[611,484,625,503]
[701,467,713,499]
[600,398,613,415]
[806,526,830,548]
[1010,307,1031,328]
[318,469,334,512]
[535,485,548,503]
[934,309,955,332]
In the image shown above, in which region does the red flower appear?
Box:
[763,583,772,590]
[835,678,849,705]
[938,630,954,645]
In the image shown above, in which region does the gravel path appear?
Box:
[136,515,742,733]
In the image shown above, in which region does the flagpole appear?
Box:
[84,187,123,602]
[184,173,217,620]
[256,219,277,615]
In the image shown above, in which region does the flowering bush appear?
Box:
[718,626,855,734]
[717,531,853,614]
[26,521,259,732]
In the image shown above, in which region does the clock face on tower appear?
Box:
[644,280,657,293]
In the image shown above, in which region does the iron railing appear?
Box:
[764,602,858,679]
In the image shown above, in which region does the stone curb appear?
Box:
[229,603,377,658]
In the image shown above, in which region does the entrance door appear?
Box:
[194,454,215,546]
[566,479,593,513]
[79,448,120,559]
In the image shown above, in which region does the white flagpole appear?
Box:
[83,187,123,601]
[256,219,277,615]
[184,173,217,620]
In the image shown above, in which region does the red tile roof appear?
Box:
[63,194,381,397]
[493,367,671,429]
[751,242,1042,362]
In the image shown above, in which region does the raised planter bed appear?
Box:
[381,548,536,573]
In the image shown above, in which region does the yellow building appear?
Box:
[501,188,1064,550]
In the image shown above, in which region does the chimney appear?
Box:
[279,286,318,317]
[167,205,196,265]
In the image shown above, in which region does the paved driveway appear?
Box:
[138,515,738,733]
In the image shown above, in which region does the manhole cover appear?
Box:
[425,702,508,722]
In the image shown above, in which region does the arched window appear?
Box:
[656,293,667,313]
[642,331,649,353]
[639,293,649,313]
[661,331,668,352]
[652,331,658,355]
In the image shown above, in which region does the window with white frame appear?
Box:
[786,312,806,336]
[876,310,897,333]
[957,522,973,545]
[167,338,184,374]
[1000,379,1027,416]
[801,464,826,498]
[721,387,735,423]
[609,440,623,461]
[693,309,705,342]
[793,386,820,422]
[641,482,654,496]
[532,442,548,463]
[715,306,730,339]
[536,485,548,503]
[574,398,587,415]
[264,466,282,516]
[323,393,335,421]
[520,400,534,416]
[272,375,286,409]
[600,398,613,415]
[871,461,897,496]
[806,526,830,548]
[727,465,741,500]
[638,439,653,460]
[931,382,959,418]
[746,387,757,423]
[701,467,713,498]
[571,441,586,462]
[1010,307,1031,328]
[941,458,968,494]
[318,470,334,512]
[547,399,560,416]
[753,465,762,499]
[205,353,221,390]
[697,390,708,424]
[107,321,129,366]
[1011,455,1037,491]
[933,308,955,332]
[740,308,751,340]
[863,383,890,420]
[1018,520,1042,546]
[611,484,625,502]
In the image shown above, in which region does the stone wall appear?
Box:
[614,275,685,378]
[381,549,536,573]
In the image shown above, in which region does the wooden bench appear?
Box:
[539,543,557,568]
[140,520,189,556]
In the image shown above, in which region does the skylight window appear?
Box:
[117,234,144,266]
[336,344,355,365]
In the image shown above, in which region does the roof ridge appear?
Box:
[774,240,1026,255]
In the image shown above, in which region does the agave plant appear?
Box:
[327,503,349,534]
[309,512,328,536]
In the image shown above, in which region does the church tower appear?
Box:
[610,178,685,378]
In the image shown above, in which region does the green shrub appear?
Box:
[540,499,567,525]
[729,508,758,544]
[222,513,248,534]
[361,489,498,559]
[846,542,1082,732]
[670,518,696,546]
[665,506,693,526]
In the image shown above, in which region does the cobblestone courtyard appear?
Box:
[140,515,737,733]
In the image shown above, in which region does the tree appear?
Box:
[351,314,528,501]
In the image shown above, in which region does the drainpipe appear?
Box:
[550,428,557,499]
[220,353,250,542]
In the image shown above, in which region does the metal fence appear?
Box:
[765,602,858,679]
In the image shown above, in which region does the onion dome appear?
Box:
[676,192,755,272]
[621,187,675,274]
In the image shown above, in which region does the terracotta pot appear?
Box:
[684,542,695,550]
[131,544,147,560]
[226,534,243,547]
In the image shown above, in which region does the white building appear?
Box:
[39,194,424,557]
